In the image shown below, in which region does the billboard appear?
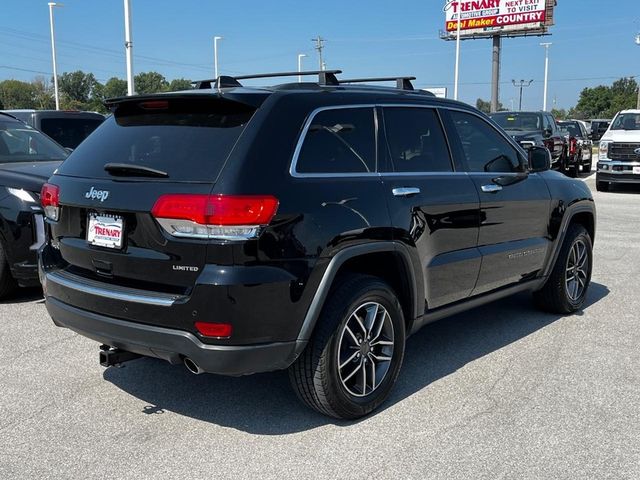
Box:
[443,0,553,39]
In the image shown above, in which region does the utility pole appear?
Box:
[312,36,325,71]
[540,42,552,111]
[490,35,501,112]
[123,0,134,95]
[47,2,62,110]
[636,33,640,109]
[512,79,533,111]
[214,36,223,80]
[453,9,462,100]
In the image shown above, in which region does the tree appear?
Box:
[58,70,98,104]
[168,78,192,92]
[32,76,55,110]
[476,98,504,114]
[102,77,128,99]
[551,108,567,120]
[0,80,38,109]
[134,71,168,94]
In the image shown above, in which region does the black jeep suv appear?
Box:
[40,71,596,419]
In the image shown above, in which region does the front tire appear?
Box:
[534,224,592,314]
[289,274,406,419]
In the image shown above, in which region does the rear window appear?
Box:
[489,113,541,131]
[40,117,104,149]
[56,98,255,181]
[0,120,68,163]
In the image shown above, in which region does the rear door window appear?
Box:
[295,107,376,174]
[40,117,104,149]
[56,98,256,181]
[381,107,452,173]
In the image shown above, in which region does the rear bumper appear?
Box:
[46,296,303,376]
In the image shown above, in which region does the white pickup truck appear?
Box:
[596,109,640,191]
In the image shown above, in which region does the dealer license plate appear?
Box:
[633,166,640,175]
[87,213,124,249]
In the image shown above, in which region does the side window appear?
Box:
[543,115,553,133]
[382,107,452,173]
[295,108,375,174]
[449,111,521,173]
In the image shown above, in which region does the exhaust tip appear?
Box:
[183,357,204,375]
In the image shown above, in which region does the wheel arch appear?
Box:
[295,242,421,348]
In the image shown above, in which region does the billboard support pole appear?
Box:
[490,35,501,113]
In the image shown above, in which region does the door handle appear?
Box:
[481,184,502,193]
[392,187,421,197]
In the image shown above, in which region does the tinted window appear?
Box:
[296,108,375,174]
[450,111,520,173]
[490,112,541,131]
[558,122,581,137]
[57,98,255,181]
[0,120,68,163]
[382,107,452,173]
[40,117,104,149]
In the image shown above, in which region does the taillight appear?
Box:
[41,183,60,221]
[194,321,233,338]
[151,194,279,240]
[569,137,577,156]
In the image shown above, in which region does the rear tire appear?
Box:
[289,274,406,419]
[596,180,609,192]
[0,242,17,300]
[534,224,592,314]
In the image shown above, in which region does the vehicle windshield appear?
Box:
[0,119,68,163]
[489,113,541,131]
[558,122,581,137]
[610,113,640,131]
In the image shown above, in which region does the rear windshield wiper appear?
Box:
[104,163,169,178]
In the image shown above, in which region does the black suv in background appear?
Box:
[40,71,596,419]
[489,111,567,172]
[4,110,104,149]
[0,113,68,297]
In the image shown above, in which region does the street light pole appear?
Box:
[47,2,62,110]
[123,0,134,95]
[540,42,552,111]
[297,54,307,82]
[636,33,640,109]
[214,36,223,79]
[453,6,462,100]
[512,79,534,111]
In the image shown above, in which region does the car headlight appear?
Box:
[599,141,611,160]
[7,187,37,203]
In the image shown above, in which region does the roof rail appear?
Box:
[339,76,416,91]
[193,70,343,89]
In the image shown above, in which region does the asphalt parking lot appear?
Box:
[1,169,639,480]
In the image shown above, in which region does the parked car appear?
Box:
[589,119,611,142]
[39,71,596,419]
[596,109,640,191]
[558,120,593,174]
[488,111,567,172]
[3,110,104,150]
[0,112,68,297]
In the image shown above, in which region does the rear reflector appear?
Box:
[151,194,278,240]
[194,322,232,338]
[41,183,60,221]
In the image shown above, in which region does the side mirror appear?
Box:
[528,146,551,172]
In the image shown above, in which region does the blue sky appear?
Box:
[1,0,638,110]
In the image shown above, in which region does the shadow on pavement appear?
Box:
[1,287,43,304]
[104,282,609,434]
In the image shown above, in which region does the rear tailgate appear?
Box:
[46,95,257,302]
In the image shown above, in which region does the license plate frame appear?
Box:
[87,213,124,249]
